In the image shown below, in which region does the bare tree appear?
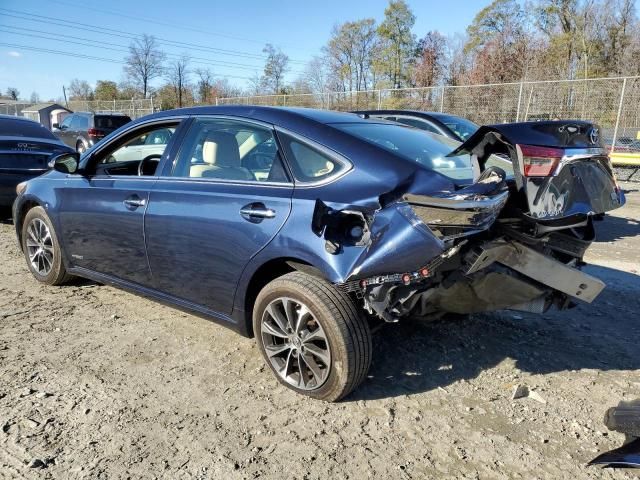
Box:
[6,87,19,101]
[68,79,93,100]
[262,44,289,93]
[124,34,166,98]
[194,68,214,104]
[167,55,191,108]
[29,92,40,103]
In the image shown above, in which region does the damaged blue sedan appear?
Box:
[13,106,625,401]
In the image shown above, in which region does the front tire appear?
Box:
[253,272,372,401]
[21,207,72,285]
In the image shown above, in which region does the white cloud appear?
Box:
[7,51,21,58]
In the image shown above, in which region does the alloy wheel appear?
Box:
[26,218,54,276]
[260,297,331,390]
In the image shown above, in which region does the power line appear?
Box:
[0,7,307,65]
[0,25,302,74]
[0,41,254,80]
[51,0,270,46]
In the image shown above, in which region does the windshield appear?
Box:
[433,114,479,141]
[333,122,512,180]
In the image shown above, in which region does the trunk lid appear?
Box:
[447,121,625,227]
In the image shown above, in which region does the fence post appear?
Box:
[515,82,524,122]
[113,98,116,112]
[611,77,627,153]
[439,86,445,112]
[377,90,382,109]
[215,97,219,106]
[150,96,154,113]
[283,94,286,106]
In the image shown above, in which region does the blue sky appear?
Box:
[0,0,491,100]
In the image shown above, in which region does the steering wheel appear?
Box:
[138,154,162,176]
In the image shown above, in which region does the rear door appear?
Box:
[144,117,293,315]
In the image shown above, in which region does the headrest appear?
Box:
[202,131,240,167]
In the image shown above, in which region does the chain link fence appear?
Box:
[66,99,156,119]
[0,103,32,117]
[218,76,640,155]
[0,99,156,120]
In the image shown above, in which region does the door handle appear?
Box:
[123,196,146,209]
[240,203,276,222]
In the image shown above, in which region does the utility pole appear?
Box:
[62,86,68,108]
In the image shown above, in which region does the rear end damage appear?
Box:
[315,121,625,323]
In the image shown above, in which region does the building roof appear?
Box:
[21,102,71,113]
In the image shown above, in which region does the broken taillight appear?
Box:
[518,145,564,177]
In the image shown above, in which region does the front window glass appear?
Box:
[60,116,72,129]
[332,122,512,180]
[100,126,176,164]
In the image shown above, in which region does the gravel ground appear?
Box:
[1,185,639,479]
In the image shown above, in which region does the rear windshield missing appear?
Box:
[0,118,57,140]
[331,122,476,180]
[95,115,132,130]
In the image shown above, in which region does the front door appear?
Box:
[58,120,183,286]
[144,117,293,314]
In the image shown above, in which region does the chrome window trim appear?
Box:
[274,126,353,188]
[153,176,293,189]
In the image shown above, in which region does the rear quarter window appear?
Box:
[278,133,349,183]
[95,116,132,130]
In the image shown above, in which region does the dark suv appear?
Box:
[52,112,132,153]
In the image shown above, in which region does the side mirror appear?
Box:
[48,152,80,174]
[52,123,60,129]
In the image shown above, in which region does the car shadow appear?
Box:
[593,215,640,243]
[349,265,640,401]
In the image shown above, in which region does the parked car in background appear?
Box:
[13,106,625,401]
[108,127,175,163]
[0,114,73,209]
[52,112,132,153]
[353,110,479,142]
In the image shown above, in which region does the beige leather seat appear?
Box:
[190,132,255,181]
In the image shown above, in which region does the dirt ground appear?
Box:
[1,185,639,480]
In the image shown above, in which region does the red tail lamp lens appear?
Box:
[519,145,563,177]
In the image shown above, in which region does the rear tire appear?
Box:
[76,141,86,154]
[21,206,72,285]
[253,271,372,401]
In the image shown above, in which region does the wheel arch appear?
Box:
[238,256,326,337]
[14,198,42,251]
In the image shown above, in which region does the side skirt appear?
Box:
[68,266,244,333]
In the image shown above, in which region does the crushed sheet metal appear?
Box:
[467,241,605,302]
[588,438,640,469]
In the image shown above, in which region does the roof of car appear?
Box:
[0,114,40,123]
[353,109,454,119]
[146,105,371,125]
